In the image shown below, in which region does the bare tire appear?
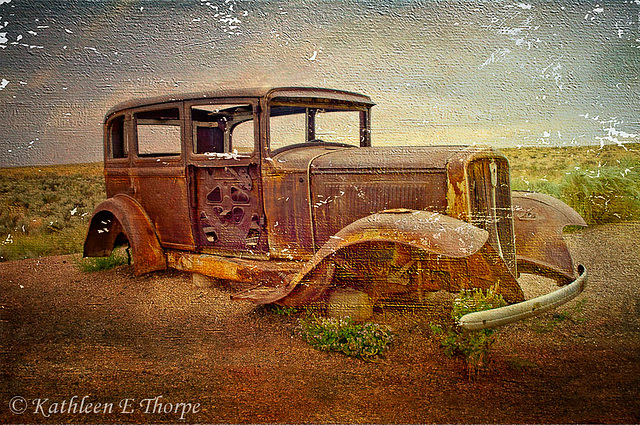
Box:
[192,273,219,288]
[326,287,374,321]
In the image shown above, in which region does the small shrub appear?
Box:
[298,315,393,360]
[271,305,299,316]
[74,249,129,272]
[431,287,506,378]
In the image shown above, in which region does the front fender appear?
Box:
[84,194,166,275]
[233,210,524,305]
[512,191,587,282]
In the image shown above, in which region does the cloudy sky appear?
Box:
[0,0,639,167]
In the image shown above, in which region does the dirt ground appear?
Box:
[1,222,639,424]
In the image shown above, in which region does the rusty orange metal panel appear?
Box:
[512,191,587,281]
[310,169,448,249]
[166,250,300,287]
[262,170,316,259]
[129,166,195,248]
[233,210,523,305]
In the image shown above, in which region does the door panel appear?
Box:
[190,164,267,253]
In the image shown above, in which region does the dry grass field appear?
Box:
[0,163,104,261]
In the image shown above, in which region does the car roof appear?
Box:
[105,87,374,119]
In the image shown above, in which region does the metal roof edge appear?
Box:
[104,86,373,121]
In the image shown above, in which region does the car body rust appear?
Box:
[84,86,587,324]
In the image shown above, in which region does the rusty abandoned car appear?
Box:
[84,87,587,329]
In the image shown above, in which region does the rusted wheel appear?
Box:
[192,273,222,288]
[327,242,417,320]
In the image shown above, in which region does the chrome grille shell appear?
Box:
[466,157,517,276]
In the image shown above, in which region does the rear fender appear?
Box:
[84,194,166,275]
[236,210,524,305]
[512,191,587,282]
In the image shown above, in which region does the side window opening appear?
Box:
[268,104,365,153]
[269,107,306,151]
[109,116,127,159]
[191,104,255,157]
[135,108,181,157]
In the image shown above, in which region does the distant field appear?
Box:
[0,163,104,261]
[503,143,640,224]
[1,143,639,261]
[503,143,640,183]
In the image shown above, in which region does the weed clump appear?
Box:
[299,315,393,360]
[431,287,506,377]
[531,299,587,333]
[270,305,299,316]
[74,249,129,273]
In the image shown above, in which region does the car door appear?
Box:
[185,99,268,256]
[130,102,195,249]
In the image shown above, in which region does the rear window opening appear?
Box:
[109,115,127,159]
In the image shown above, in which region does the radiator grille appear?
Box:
[467,158,517,275]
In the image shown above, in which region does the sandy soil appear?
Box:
[0,222,639,424]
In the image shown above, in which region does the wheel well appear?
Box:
[83,210,127,257]
[83,196,167,274]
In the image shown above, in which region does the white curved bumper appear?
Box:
[458,265,588,331]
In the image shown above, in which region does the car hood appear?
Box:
[269,145,471,173]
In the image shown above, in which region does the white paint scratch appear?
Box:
[479,48,511,69]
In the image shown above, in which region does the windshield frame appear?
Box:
[266,98,371,156]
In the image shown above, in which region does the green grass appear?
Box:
[299,315,394,360]
[530,299,588,334]
[270,305,300,316]
[73,248,130,273]
[265,305,394,360]
[0,163,105,261]
[431,287,506,377]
